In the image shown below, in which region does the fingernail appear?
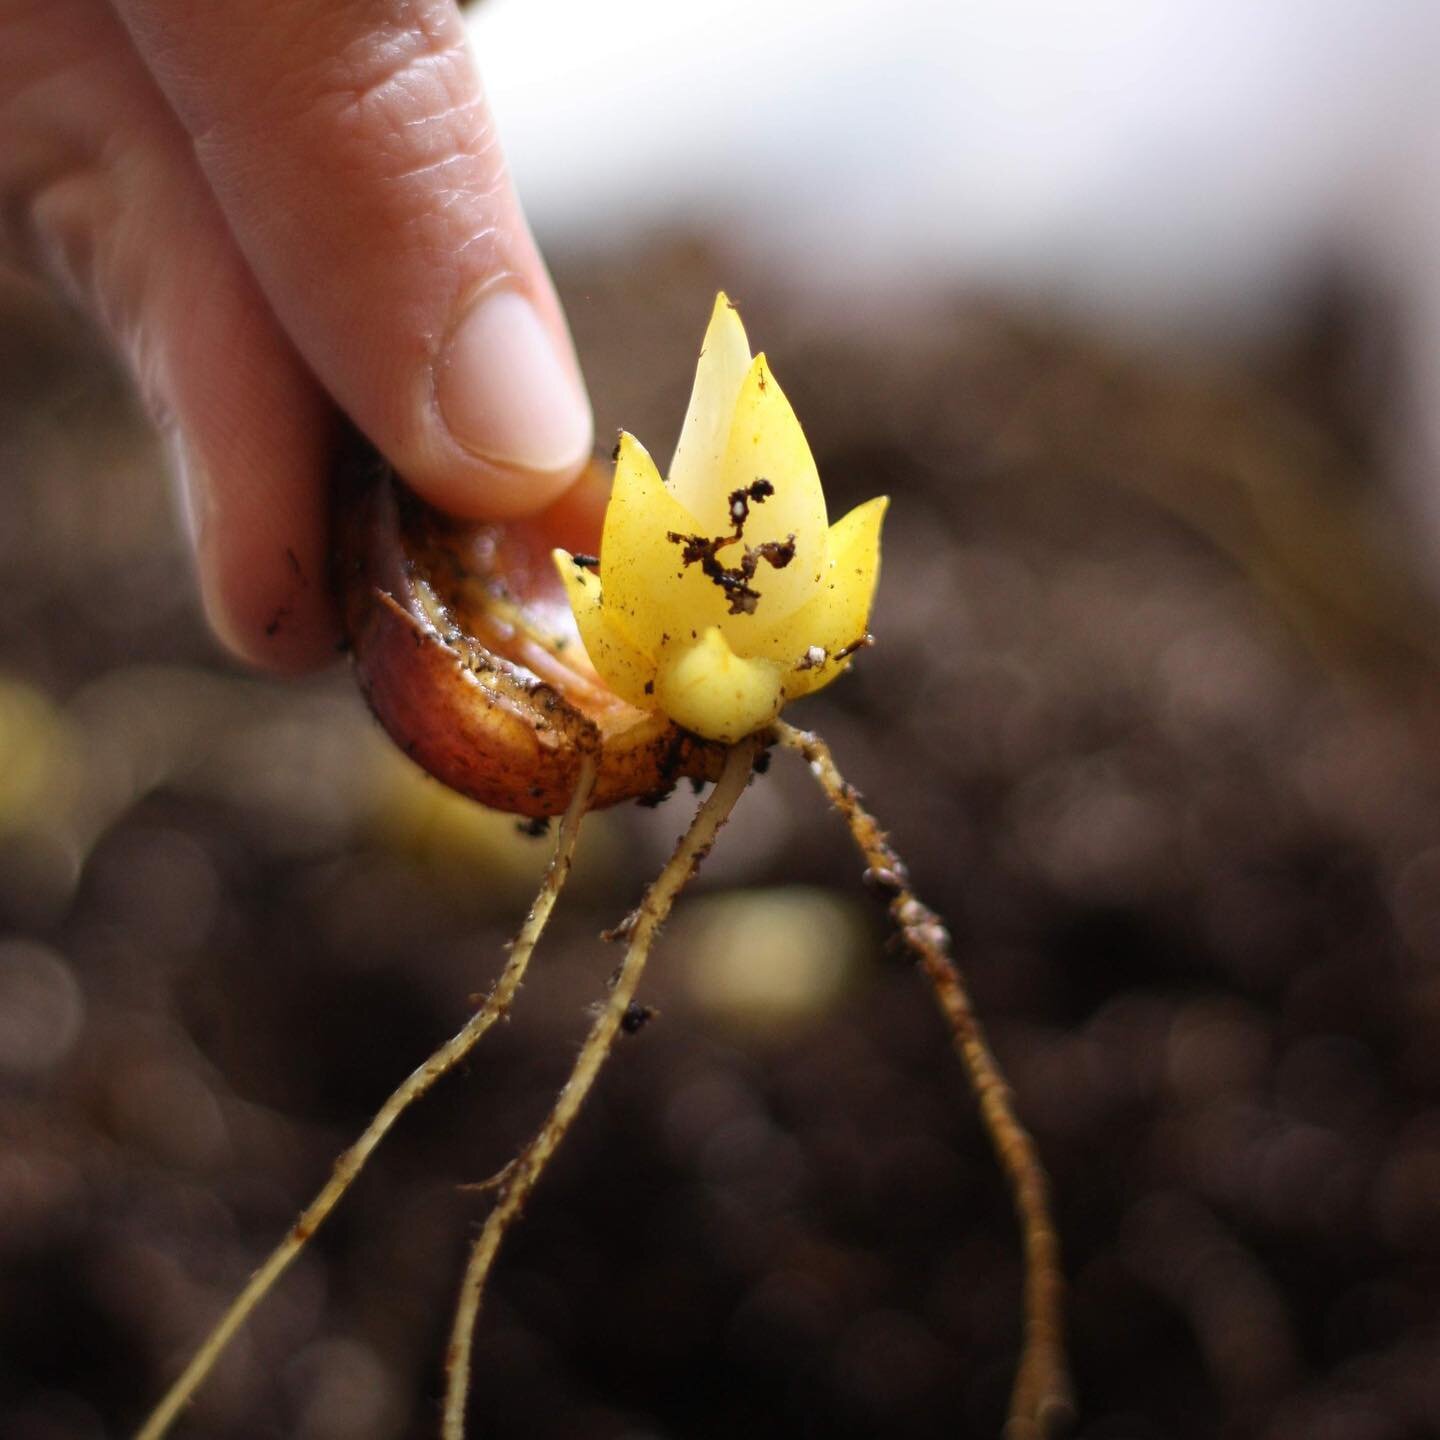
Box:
[438,290,592,473]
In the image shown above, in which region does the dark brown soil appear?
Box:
[3,246,1440,1440]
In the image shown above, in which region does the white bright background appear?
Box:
[471,0,1433,332]
[469,0,1440,563]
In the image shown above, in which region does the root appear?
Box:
[773,721,1073,1440]
[440,738,758,1440]
[135,757,598,1440]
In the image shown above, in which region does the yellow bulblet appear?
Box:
[555,294,888,743]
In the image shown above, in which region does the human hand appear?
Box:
[1,0,594,671]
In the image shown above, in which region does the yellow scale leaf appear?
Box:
[553,294,887,744]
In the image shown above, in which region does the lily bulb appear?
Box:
[554,294,887,744]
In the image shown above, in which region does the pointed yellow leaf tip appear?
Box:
[562,294,887,744]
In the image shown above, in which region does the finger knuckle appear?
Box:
[299,4,495,181]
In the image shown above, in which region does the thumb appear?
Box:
[112,0,593,519]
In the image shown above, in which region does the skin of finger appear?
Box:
[111,0,592,519]
[1,0,341,670]
[536,462,610,556]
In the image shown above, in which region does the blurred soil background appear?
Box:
[5,243,1440,1440]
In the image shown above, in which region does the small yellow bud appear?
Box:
[555,294,886,742]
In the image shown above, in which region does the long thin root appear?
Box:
[440,738,758,1440]
[135,757,598,1440]
[774,721,1072,1440]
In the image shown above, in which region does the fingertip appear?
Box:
[169,431,340,675]
[200,557,342,676]
[203,577,343,676]
[403,446,594,523]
